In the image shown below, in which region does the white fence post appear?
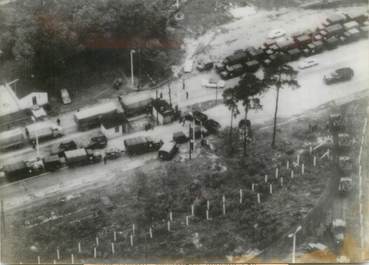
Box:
[130,234,133,247]
[301,164,305,175]
[222,195,226,215]
[169,211,173,222]
[186,216,189,226]
[37,256,40,264]
[149,227,153,239]
[297,154,300,165]
[207,200,210,210]
[95,237,99,246]
[239,189,243,203]
[132,224,135,236]
[257,193,261,204]
[291,170,294,179]
[78,242,81,253]
[191,204,195,216]
[113,231,117,242]
[56,248,60,260]
[167,221,171,232]
[111,243,115,255]
[93,247,97,258]
[275,168,279,179]
[269,184,273,194]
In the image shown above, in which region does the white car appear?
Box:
[203,78,225,88]
[60,88,72,104]
[298,59,319,69]
[184,60,194,73]
[268,29,286,39]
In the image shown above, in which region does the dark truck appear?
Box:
[64,148,102,167]
[124,136,163,155]
[324,67,354,85]
[43,155,63,171]
[2,161,29,180]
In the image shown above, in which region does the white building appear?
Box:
[100,113,127,139]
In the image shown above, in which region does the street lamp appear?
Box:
[130,49,136,88]
[288,225,302,263]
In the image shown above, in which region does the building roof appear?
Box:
[101,113,126,129]
[0,84,21,117]
[74,102,118,121]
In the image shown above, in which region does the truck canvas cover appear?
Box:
[74,102,118,121]
[326,13,346,25]
[325,24,344,35]
[0,128,24,148]
[64,149,87,160]
[159,142,176,153]
[124,136,149,147]
[3,161,27,173]
[344,21,359,30]
[25,121,59,139]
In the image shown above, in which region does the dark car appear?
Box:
[193,111,208,124]
[197,61,214,71]
[324,67,354,85]
[204,119,221,134]
[173,131,188,144]
[53,140,77,156]
[87,135,108,149]
[105,148,122,160]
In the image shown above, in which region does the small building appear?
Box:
[100,113,127,139]
[152,99,175,125]
[119,92,153,117]
[19,92,48,110]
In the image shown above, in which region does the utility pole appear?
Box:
[288,225,302,263]
[130,49,136,88]
[0,200,5,265]
[168,83,172,107]
[188,123,192,160]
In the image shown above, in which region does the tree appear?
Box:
[264,64,299,148]
[223,87,240,154]
[234,73,264,156]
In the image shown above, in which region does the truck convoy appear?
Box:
[25,121,64,145]
[124,136,163,155]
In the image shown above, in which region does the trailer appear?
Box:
[64,148,102,167]
[223,51,248,66]
[119,93,153,117]
[0,128,26,150]
[124,136,163,155]
[25,121,64,144]
[158,142,178,160]
[74,102,119,131]
[2,161,29,180]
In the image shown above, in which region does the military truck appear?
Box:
[2,161,29,180]
[124,136,163,155]
[25,121,64,145]
[0,128,26,150]
[158,142,178,161]
[64,148,102,167]
[43,155,63,171]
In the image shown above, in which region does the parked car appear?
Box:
[52,140,77,156]
[298,58,319,69]
[268,29,286,39]
[60,88,72,104]
[203,78,225,88]
[193,111,208,124]
[204,119,221,134]
[105,148,122,160]
[197,60,214,71]
[87,135,108,149]
[158,142,178,160]
[173,131,188,144]
[323,67,354,85]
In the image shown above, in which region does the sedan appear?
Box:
[298,59,319,69]
[203,78,225,88]
[268,29,286,39]
[60,88,72,104]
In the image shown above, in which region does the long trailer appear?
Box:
[74,102,119,131]
[0,127,26,150]
[25,121,64,144]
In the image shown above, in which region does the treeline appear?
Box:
[0,0,181,91]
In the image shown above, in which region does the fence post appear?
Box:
[206,210,210,220]
[113,231,117,242]
[93,247,97,258]
[301,164,305,175]
[251,183,255,192]
[286,160,289,169]
[37,256,40,264]
[169,211,173,222]
[191,204,195,216]
[186,216,189,226]
[239,189,243,203]
[78,242,81,253]
[291,170,294,179]
[207,200,210,210]
[222,195,226,215]
[257,193,261,204]
[167,221,171,232]
[132,224,135,236]
[313,156,317,167]
[111,243,115,255]
[265,174,268,183]
[56,248,60,260]
[71,254,74,264]
[130,234,133,247]
[269,184,273,194]
[280,177,284,186]
[95,237,99,246]
[297,154,300,166]
[149,227,153,239]
[275,168,279,179]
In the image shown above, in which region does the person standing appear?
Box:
[56,118,61,126]
[186,91,189,100]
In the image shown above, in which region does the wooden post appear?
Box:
[251,183,255,192]
[269,184,273,194]
[297,154,300,165]
[257,193,261,204]
[130,234,133,247]
[239,189,243,203]
[95,237,99,246]
[186,216,189,226]
[191,204,194,216]
[309,145,312,154]
[206,210,210,220]
[56,248,60,260]
[71,254,74,264]
[78,242,81,253]
[149,227,153,239]
[113,231,117,242]
[132,224,135,235]
[169,211,173,222]
[37,256,40,264]
[264,175,268,183]
[280,177,283,186]
[111,243,115,255]
[286,160,289,169]
[167,221,171,232]
[301,164,305,175]
[291,170,294,179]
[275,168,279,179]
[313,156,317,167]
[93,247,97,258]
[207,200,210,210]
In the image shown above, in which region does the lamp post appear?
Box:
[130,49,136,88]
[288,225,302,263]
